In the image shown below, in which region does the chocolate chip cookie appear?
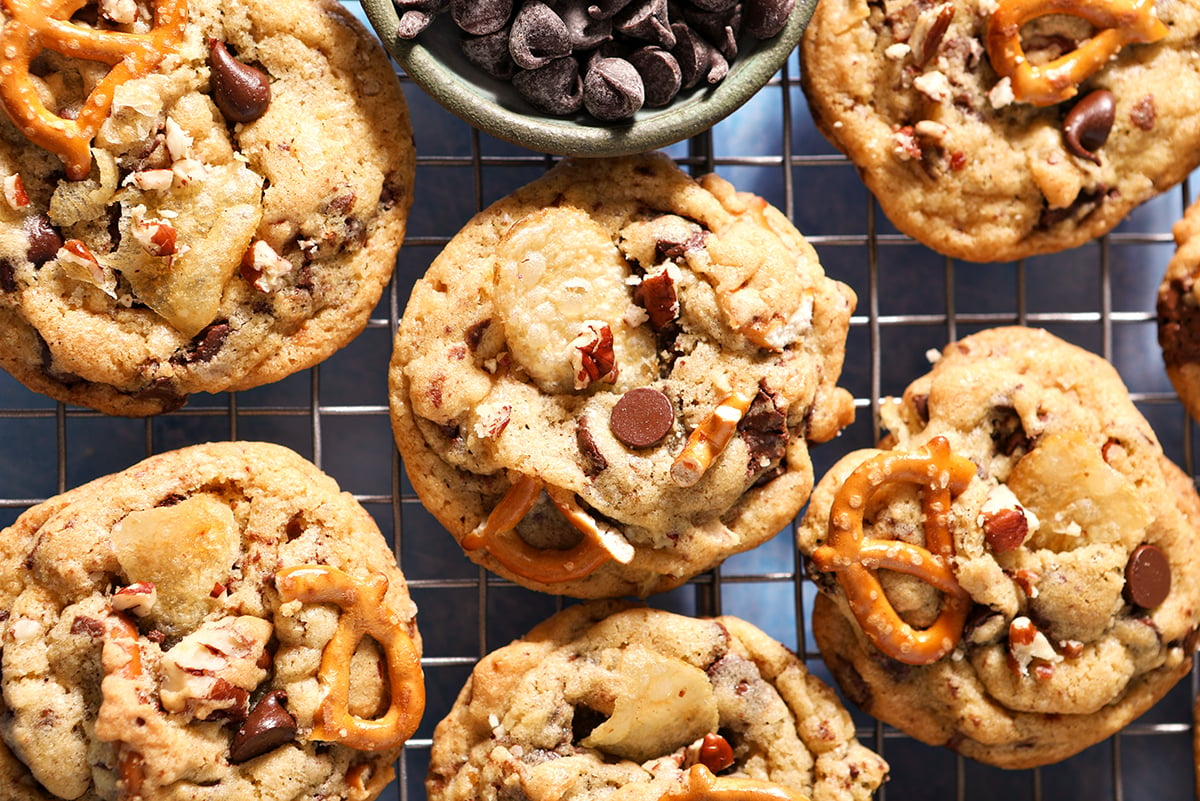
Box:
[0,441,423,801]
[800,0,1200,262]
[389,152,857,598]
[426,601,888,801]
[0,0,414,415]
[1156,198,1200,422]
[796,327,1200,768]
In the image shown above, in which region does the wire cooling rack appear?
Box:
[1,1,1196,798]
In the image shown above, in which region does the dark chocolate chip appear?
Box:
[509,2,573,69]
[1062,89,1115,166]
[208,40,272,124]
[670,22,712,89]
[1124,543,1171,609]
[681,7,741,60]
[0,260,15,292]
[173,321,231,365]
[583,57,645,120]
[513,56,584,114]
[23,214,64,266]
[560,0,614,48]
[743,0,794,38]
[614,0,674,47]
[609,386,673,447]
[738,387,788,478]
[397,9,440,38]
[1037,185,1110,229]
[230,691,297,764]
[452,0,513,35]
[628,47,681,107]
[586,0,635,19]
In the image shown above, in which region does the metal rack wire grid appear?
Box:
[0,1,1195,799]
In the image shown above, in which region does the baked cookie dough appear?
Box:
[0,441,423,801]
[389,152,857,599]
[1157,198,1200,422]
[800,0,1200,262]
[797,327,1200,768]
[427,601,888,801]
[0,0,414,415]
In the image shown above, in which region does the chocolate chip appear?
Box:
[452,0,512,35]
[670,22,714,89]
[614,0,674,47]
[230,691,297,763]
[510,2,573,69]
[1158,277,1200,367]
[739,387,787,478]
[398,8,441,38]
[173,321,231,365]
[0,260,15,293]
[513,56,584,114]
[1037,185,1110,229]
[681,6,740,60]
[584,57,645,120]
[1124,543,1171,609]
[610,386,673,447]
[209,40,272,123]
[576,416,609,474]
[742,0,794,38]
[628,47,681,106]
[560,0,614,48]
[1062,89,1114,166]
[23,214,63,266]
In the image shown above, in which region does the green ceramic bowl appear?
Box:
[361,0,815,155]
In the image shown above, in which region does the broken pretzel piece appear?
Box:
[0,0,188,180]
[95,611,148,801]
[812,436,976,665]
[275,564,425,752]
[670,391,755,488]
[462,473,634,583]
[660,764,810,801]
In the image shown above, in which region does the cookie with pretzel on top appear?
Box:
[796,326,1200,768]
[427,600,888,801]
[0,441,424,801]
[389,152,857,599]
[0,0,414,415]
[799,0,1200,262]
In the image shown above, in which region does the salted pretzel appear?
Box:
[660,764,810,801]
[0,0,188,180]
[671,390,755,487]
[985,0,1168,105]
[96,612,147,801]
[461,473,634,584]
[275,564,425,752]
[812,436,977,665]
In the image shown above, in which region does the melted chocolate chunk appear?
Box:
[230,691,297,763]
[738,386,788,481]
[1036,185,1112,229]
[1062,90,1114,165]
[173,322,232,366]
[1158,277,1200,367]
[24,214,64,265]
[0,259,15,293]
[576,416,609,475]
[208,40,272,123]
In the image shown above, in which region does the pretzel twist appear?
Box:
[0,0,188,180]
[660,765,810,801]
[985,0,1167,105]
[812,436,976,665]
[461,473,632,584]
[671,391,756,487]
[275,565,425,752]
[98,612,147,801]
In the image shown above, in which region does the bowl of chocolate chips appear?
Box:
[362,0,811,155]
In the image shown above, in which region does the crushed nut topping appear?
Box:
[570,321,619,390]
[3,174,29,210]
[1008,616,1062,677]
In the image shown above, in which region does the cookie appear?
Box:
[799,0,1200,262]
[426,601,889,801]
[0,0,415,415]
[1156,198,1200,421]
[388,152,857,599]
[796,327,1200,768]
[0,441,424,801]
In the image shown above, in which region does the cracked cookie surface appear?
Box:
[0,441,422,801]
[389,153,856,599]
[796,326,1200,768]
[800,0,1200,262]
[426,601,888,801]
[0,0,414,415]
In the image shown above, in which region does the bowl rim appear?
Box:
[361,0,813,156]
